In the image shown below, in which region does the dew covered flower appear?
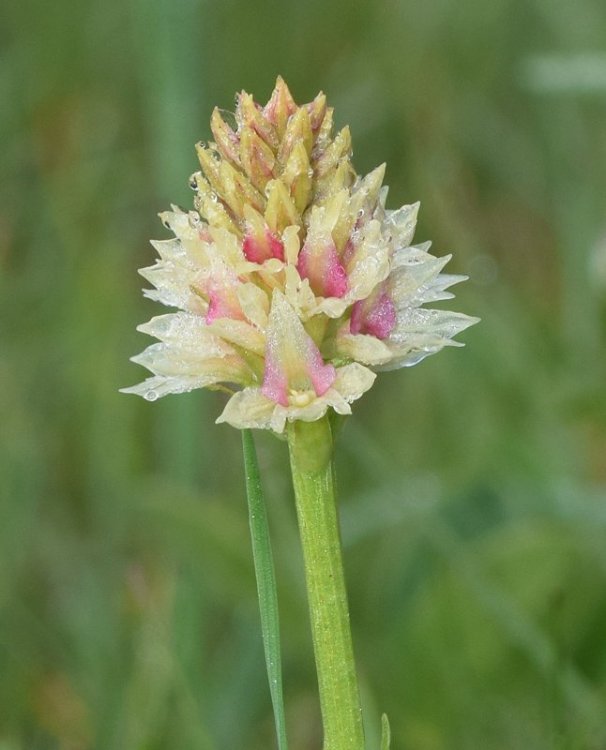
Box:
[122,78,478,432]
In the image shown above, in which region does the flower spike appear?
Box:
[122,78,478,431]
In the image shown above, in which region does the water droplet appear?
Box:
[144,390,158,402]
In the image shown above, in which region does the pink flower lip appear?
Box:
[261,356,289,406]
[204,285,244,324]
[260,291,337,406]
[350,291,396,340]
[307,349,336,396]
[242,228,285,263]
[297,240,349,298]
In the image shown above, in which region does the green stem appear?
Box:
[286,417,365,750]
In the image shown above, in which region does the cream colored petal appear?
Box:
[348,165,386,222]
[216,365,375,432]
[346,220,391,301]
[388,253,469,307]
[283,225,302,265]
[336,332,393,366]
[263,258,284,274]
[330,362,376,404]
[123,312,252,399]
[216,388,281,430]
[392,241,432,267]
[154,207,217,274]
[384,202,419,247]
[414,273,468,305]
[390,308,480,341]
[150,237,208,269]
[129,341,240,380]
[284,265,319,320]
[315,296,350,318]
[209,226,246,267]
[321,390,352,416]
[306,193,347,236]
[142,287,207,315]
[236,282,270,330]
[379,304,479,371]
[377,335,463,371]
[137,312,221,349]
[283,399,331,423]
[140,261,207,314]
[206,318,266,356]
[389,253,451,300]
[120,374,211,400]
[159,205,209,237]
[150,238,187,263]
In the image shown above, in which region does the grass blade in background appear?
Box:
[241,430,288,750]
[380,714,391,750]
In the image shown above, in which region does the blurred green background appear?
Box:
[2,0,606,747]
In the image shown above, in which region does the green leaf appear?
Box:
[241,430,288,750]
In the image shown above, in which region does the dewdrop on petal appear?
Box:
[121,77,479,432]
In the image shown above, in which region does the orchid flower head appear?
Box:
[122,77,479,432]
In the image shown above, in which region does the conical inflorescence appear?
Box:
[122,77,478,432]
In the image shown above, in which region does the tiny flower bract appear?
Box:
[122,78,479,432]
